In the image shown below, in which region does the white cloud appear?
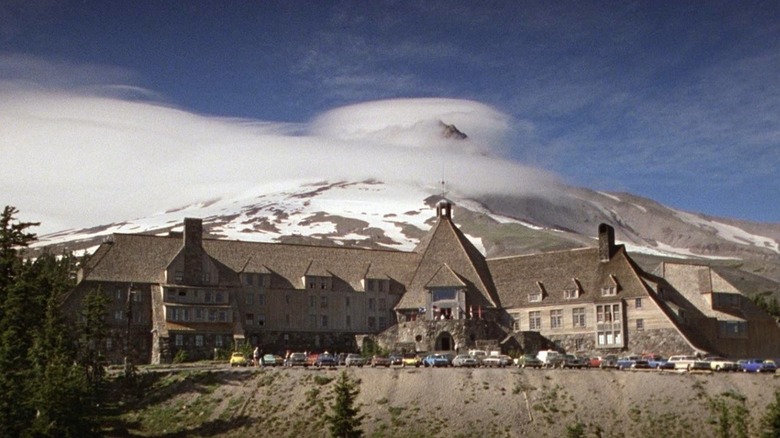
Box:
[1,70,560,235]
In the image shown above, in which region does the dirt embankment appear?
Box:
[111,366,780,437]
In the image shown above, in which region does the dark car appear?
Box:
[389,353,403,366]
[285,352,309,367]
[516,354,544,369]
[314,353,338,368]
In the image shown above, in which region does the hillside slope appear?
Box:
[111,366,780,437]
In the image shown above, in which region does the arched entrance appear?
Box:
[435,331,454,351]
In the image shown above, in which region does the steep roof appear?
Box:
[397,214,499,310]
[79,233,419,292]
[488,245,653,308]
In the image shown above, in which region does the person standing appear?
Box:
[253,346,260,367]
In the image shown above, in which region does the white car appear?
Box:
[345,353,366,367]
[452,354,478,368]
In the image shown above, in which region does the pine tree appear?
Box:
[0,206,38,307]
[761,389,780,438]
[79,287,110,388]
[325,371,364,438]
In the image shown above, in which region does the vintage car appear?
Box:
[590,355,618,369]
[561,354,589,369]
[482,354,512,368]
[314,353,338,368]
[345,353,366,367]
[452,354,478,368]
[738,359,778,373]
[230,352,248,367]
[370,355,392,367]
[705,356,738,372]
[285,352,309,367]
[402,353,422,368]
[422,354,450,368]
[516,354,544,368]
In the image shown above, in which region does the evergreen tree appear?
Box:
[0,206,38,307]
[761,389,780,438]
[79,287,110,388]
[325,371,364,438]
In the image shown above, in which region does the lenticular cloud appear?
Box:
[1,78,558,234]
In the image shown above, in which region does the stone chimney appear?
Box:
[598,223,615,263]
[182,218,203,284]
[436,200,452,219]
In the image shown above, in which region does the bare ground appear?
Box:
[110,366,780,437]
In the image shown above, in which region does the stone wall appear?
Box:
[373,319,507,353]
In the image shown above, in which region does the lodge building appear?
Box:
[62,200,780,364]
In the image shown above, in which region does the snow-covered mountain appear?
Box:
[31,177,780,297]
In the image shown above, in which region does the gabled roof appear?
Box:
[397,214,499,309]
[425,264,466,288]
[79,233,419,292]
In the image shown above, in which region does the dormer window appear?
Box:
[365,278,389,293]
[564,278,581,299]
[528,281,545,303]
[601,275,619,296]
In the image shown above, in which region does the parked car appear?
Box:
[705,356,738,372]
[261,354,279,366]
[230,352,248,367]
[402,353,422,368]
[452,354,478,368]
[591,355,618,369]
[617,355,640,370]
[422,354,450,368]
[345,353,366,367]
[482,354,512,368]
[643,355,669,369]
[315,353,338,368]
[561,354,589,369]
[667,355,697,370]
[389,353,403,366]
[516,354,544,368]
[286,352,309,367]
[537,350,564,368]
[688,361,712,372]
[468,349,488,365]
[336,353,348,366]
[370,355,392,367]
[738,359,778,373]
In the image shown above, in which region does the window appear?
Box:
[719,321,747,338]
[106,338,113,350]
[208,310,217,322]
[432,289,457,301]
[215,335,223,347]
[596,303,623,347]
[175,271,183,282]
[510,313,521,331]
[309,314,317,328]
[345,296,351,307]
[564,288,579,300]
[367,316,376,329]
[195,308,203,320]
[195,335,203,346]
[528,292,542,303]
[635,298,642,309]
[529,311,541,331]
[550,309,563,329]
[178,290,187,297]
[133,291,142,302]
[574,338,584,351]
[245,274,253,285]
[246,313,254,325]
[601,286,617,296]
[218,311,227,322]
[572,307,586,328]
[175,334,183,346]
[258,294,265,306]
[379,317,387,329]
[346,314,352,328]
[309,296,316,309]
[182,308,190,322]
[116,288,122,299]
[246,293,254,305]
[205,291,213,303]
[114,310,124,321]
[216,291,224,303]
[636,319,644,331]
[321,296,328,308]
[378,298,386,311]
[321,315,328,328]
[258,315,265,327]
[368,298,375,311]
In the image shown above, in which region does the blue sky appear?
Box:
[1,1,779,232]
